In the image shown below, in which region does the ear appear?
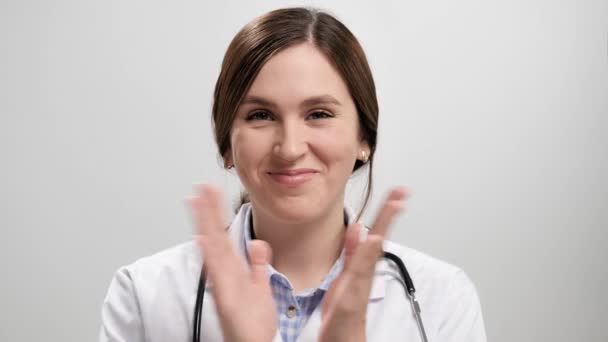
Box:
[223,149,234,169]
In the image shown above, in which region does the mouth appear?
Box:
[267,169,318,186]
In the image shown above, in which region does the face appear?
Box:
[226,42,369,223]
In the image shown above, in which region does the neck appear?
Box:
[250,202,346,292]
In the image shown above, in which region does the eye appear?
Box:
[246,110,273,121]
[307,111,334,120]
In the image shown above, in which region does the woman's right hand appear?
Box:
[186,184,277,342]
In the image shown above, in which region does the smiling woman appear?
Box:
[227,43,369,227]
[99,7,487,342]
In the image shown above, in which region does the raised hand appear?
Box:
[186,184,277,342]
[319,187,409,342]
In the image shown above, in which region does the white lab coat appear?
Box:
[99,204,487,342]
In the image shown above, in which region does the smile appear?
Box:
[267,169,318,186]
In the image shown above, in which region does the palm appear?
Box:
[188,184,277,342]
[319,187,408,342]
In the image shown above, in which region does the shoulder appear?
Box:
[382,240,465,282]
[381,240,482,310]
[103,240,202,305]
[100,241,202,341]
[381,240,487,340]
[117,240,201,285]
[102,240,202,319]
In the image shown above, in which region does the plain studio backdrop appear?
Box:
[1,0,607,341]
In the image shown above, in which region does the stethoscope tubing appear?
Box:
[192,251,429,342]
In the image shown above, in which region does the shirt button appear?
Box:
[286,305,297,318]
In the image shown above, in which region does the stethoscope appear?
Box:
[192,217,429,342]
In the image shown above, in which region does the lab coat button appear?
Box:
[286,305,297,318]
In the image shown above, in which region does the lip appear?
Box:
[267,169,318,186]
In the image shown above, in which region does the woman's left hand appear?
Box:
[318,187,408,342]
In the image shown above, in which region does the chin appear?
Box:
[262,195,325,224]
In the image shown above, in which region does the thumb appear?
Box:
[247,240,272,286]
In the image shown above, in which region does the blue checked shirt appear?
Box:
[242,206,352,342]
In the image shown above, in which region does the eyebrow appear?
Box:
[240,94,342,108]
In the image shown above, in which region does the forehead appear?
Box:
[244,43,353,108]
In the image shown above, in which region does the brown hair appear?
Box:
[212,7,379,221]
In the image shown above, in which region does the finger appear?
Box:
[321,275,339,315]
[342,223,362,269]
[186,188,232,256]
[387,186,409,201]
[196,235,232,276]
[344,234,384,280]
[185,186,222,237]
[185,195,207,235]
[248,240,272,287]
[196,185,245,263]
[187,185,247,287]
[196,235,220,275]
[335,235,384,310]
[194,184,227,237]
[369,187,408,238]
[197,234,249,297]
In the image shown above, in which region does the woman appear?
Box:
[100,7,487,342]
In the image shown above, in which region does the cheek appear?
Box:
[310,124,359,168]
[231,129,270,177]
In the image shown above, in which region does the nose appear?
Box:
[273,120,307,163]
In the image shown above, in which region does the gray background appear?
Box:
[1,0,607,341]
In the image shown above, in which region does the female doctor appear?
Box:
[99,7,487,342]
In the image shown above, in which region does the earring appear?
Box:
[361,150,368,163]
